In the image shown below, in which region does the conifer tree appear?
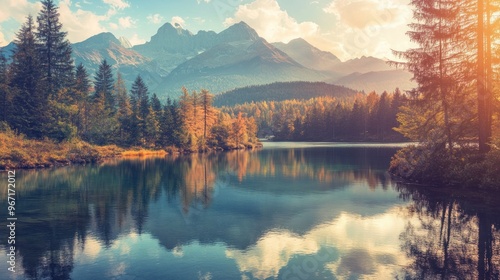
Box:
[393,0,475,152]
[159,100,174,147]
[94,59,115,112]
[114,72,132,145]
[36,0,74,95]
[73,63,91,135]
[9,16,48,138]
[0,50,9,123]
[130,75,149,145]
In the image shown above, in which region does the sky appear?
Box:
[0,0,415,61]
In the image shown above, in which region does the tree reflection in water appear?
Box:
[397,184,500,280]
[2,147,498,279]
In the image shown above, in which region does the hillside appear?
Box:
[333,69,415,93]
[213,81,359,107]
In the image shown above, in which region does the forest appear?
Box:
[0,0,259,168]
[221,90,406,141]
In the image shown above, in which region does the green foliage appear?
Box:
[36,0,74,96]
[222,90,406,141]
[93,59,115,111]
[214,81,357,107]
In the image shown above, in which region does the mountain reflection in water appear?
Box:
[0,145,498,280]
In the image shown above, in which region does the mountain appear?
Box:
[72,32,160,89]
[2,21,414,99]
[213,81,359,107]
[154,23,326,98]
[118,36,132,49]
[133,22,218,75]
[0,42,15,63]
[272,38,341,73]
[271,40,413,93]
[333,69,415,93]
[336,56,394,75]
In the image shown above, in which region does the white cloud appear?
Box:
[109,22,118,30]
[102,0,129,10]
[0,30,6,47]
[118,16,135,28]
[171,16,185,28]
[0,0,42,23]
[58,0,107,42]
[224,0,319,44]
[128,33,145,46]
[324,0,409,29]
[147,13,164,24]
[197,0,211,3]
[226,211,409,280]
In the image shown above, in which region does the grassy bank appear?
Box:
[389,143,500,189]
[0,131,262,170]
[0,130,123,169]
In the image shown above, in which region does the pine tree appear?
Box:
[159,100,174,147]
[130,75,149,145]
[114,72,132,146]
[73,63,91,136]
[94,59,115,112]
[0,50,9,123]
[393,0,475,152]
[9,16,48,138]
[36,0,74,96]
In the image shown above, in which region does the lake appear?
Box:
[0,143,499,280]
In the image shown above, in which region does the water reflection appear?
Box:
[0,146,498,279]
[397,184,500,280]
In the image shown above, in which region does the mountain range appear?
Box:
[1,21,415,100]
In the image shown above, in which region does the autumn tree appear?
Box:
[393,0,476,152]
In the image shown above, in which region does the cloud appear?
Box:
[0,30,6,47]
[128,33,145,46]
[109,22,118,30]
[226,211,409,279]
[0,0,42,23]
[197,0,211,3]
[324,0,409,29]
[171,16,185,28]
[103,0,129,10]
[58,0,107,42]
[147,13,164,24]
[224,0,319,44]
[118,16,135,28]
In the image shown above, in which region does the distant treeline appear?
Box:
[221,89,407,142]
[213,81,358,107]
[0,1,258,151]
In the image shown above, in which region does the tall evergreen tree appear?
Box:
[94,59,115,112]
[36,0,74,95]
[0,50,9,123]
[74,63,91,136]
[130,75,149,145]
[159,99,174,147]
[115,72,132,145]
[9,16,48,138]
[393,0,475,152]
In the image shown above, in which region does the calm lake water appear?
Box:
[1,142,499,280]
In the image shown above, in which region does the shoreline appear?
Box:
[0,131,263,170]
